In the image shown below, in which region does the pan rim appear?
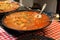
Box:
[1,10,52,31]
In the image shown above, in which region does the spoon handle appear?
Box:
[40,3,47,14]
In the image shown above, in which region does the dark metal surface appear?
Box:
[0,7,52,37]
[17,34,54,40]
[1,10,51,31]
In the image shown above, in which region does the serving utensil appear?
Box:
[35,3,47,18]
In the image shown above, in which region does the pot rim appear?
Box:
[1,10,52,31]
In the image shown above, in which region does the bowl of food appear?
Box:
[2,10,51,31]
[0,1,20,13]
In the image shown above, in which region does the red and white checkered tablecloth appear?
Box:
[44,20,60,40]
[0,27,17,40]
[0,20,60,40]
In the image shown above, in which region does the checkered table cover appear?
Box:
[0,27,17,40]
[44,20,60,40]
[0,20,60,40]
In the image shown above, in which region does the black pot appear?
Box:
[1,10,52,37]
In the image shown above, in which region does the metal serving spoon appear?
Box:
[35,3,47,18]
